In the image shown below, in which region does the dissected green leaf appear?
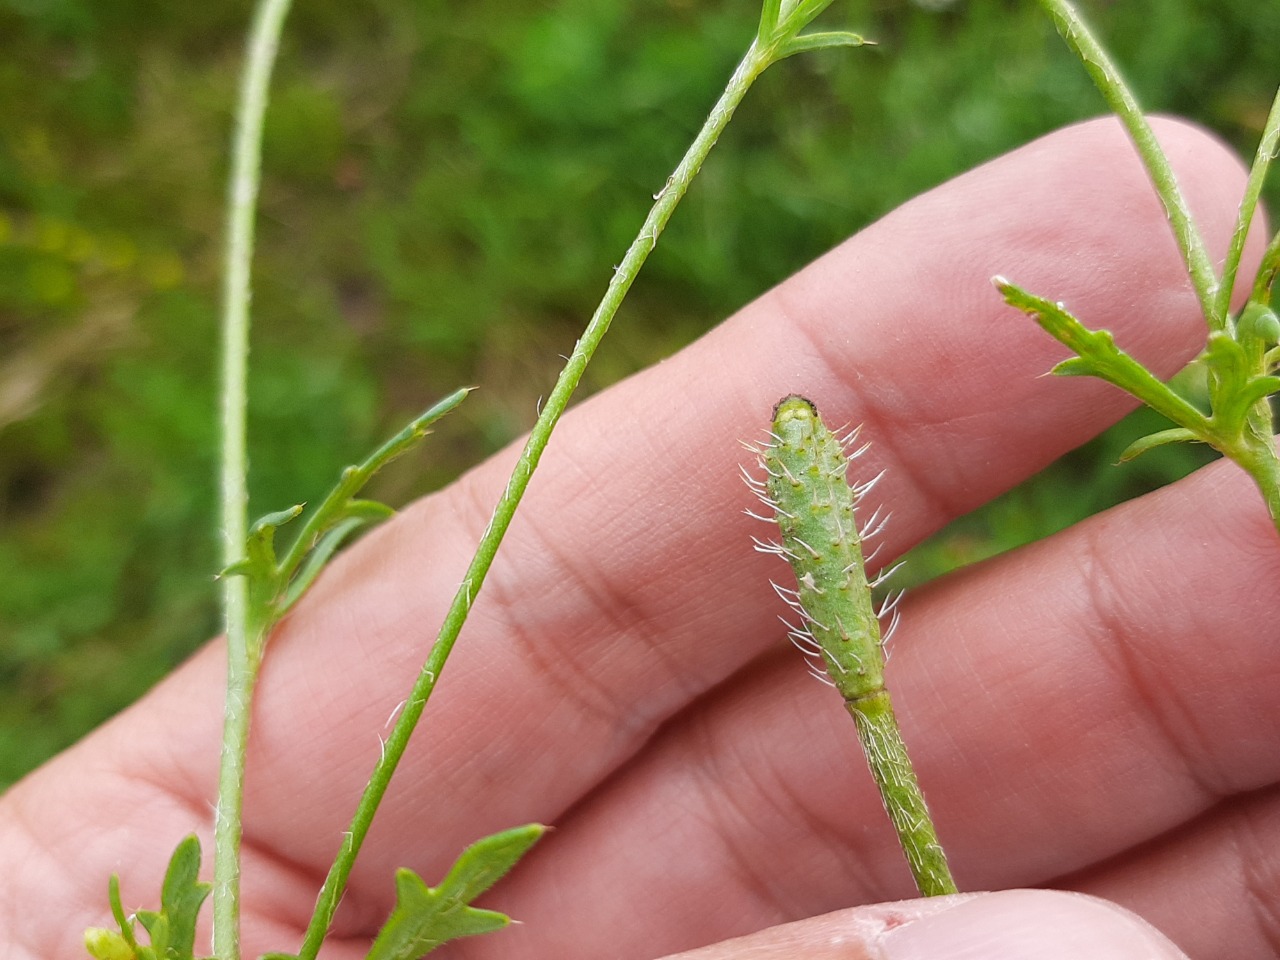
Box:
[1203,331,1268,438]
[158,835,211,960]
[398,387,474,442]
[757,0,781,43]
[776,31,869,59]
[274,389,473,600]
[1256,233,1280,303]
[85,838,210,960]
[251,504,307,535]
[246,504,305,569]
[1214,374,1280,440]
[996,276,1212,440]
[108,874,141,954]
[1117,428,1201,463]
[368,869,509,960]
[435,824,546,902]
[1204,329,1249,382]
[217,558,257,579]
[781,0,836,33]
[1049,356,1098,377]
[225,391,474,647]
[366,824,546,960]
[221,503,304,585]
[134,912,168,957]
[279,515,371,613]
[341,499,397,523]
[1238,375,1280,408]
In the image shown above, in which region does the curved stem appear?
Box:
[1035,0,1221,329]
[1217,86,1280,322]
[214,1,294,957]
[295,40,778,960]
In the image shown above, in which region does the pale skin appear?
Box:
[2,115,1276,960]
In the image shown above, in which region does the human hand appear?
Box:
[2,115,1274,960]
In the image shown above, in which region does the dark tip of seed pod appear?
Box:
[773,393,818,420]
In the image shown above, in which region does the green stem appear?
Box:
[1236,407,1280,538]
[846,690,957,897]
[1253,230,1280,305]
[214,0,294,957]
[295,39,779,960]
[1217,86,1280,322]
[1036,0,1221,329]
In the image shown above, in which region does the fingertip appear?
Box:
[650,896,976,960]
[879,890,1189,960]
[654,891,1188,960]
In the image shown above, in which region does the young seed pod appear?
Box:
[755,394,957,898]
[762,394,884,701]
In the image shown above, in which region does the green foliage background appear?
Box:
[0,0,1276,786]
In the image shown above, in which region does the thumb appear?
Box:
[656,890,1189,960]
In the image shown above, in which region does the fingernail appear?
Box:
[881,889,1188,960]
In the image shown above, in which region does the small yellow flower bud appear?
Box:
[83,927,134,960]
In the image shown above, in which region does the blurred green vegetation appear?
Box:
[0,0,1276,785]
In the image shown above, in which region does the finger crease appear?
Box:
[1079,523,1227,806]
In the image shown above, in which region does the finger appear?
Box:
[2,114,1257,960]
[259,114,1249,916]
[232,115,1256,898]
[1072,784,1280,960]
[461,456,1280,960]
[651,891,1189,960]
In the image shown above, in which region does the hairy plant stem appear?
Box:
[214,0,294,957]
[1036,0,1221,329]
[1219,86,1280,321]
[295,39,784,960]
[846,692,955,896]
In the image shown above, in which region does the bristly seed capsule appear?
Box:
[747,394,957,898]
[760,394,886,699]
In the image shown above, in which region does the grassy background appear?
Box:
[0,0,1276,786]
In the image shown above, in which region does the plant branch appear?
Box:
[1218,86,1280,322]
[995,278,1214,436]
[1035,0,1221,328]
[275,388,473,600]
[214,0,294,957]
